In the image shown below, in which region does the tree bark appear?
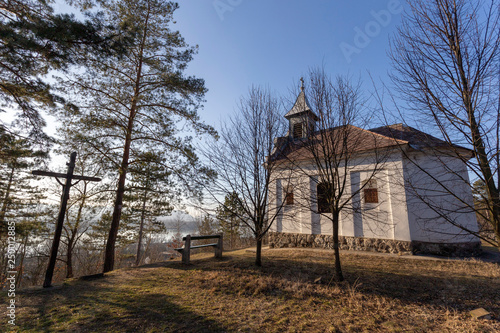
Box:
[103,9,149,273]
[255,237,262,267]
[66,235,74,278]
[332,211,344,281]
[468,118,500,247]
[67,184,86,278]
[230,219,234,250]
[455,42,500,249]
[0,165,15,228]
[16,235,28,288]
[103,134,132,273]
[135,187,148,266]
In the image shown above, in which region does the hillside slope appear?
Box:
[3,249,500,332]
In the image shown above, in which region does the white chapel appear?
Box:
[268,86,481,256]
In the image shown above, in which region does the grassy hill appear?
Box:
[3,248,500,332]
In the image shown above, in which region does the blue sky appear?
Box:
[173,0,405,129]
[45,0,406,133]
[40,0,405,174]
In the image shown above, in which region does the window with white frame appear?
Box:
[363,178,378,204]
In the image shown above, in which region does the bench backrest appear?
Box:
[182,234,221,241]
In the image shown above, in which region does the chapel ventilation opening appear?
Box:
[293,123,303,139]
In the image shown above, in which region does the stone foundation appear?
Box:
[411,240,482,257]
[268,232,482,257]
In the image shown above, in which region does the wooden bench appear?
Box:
[175,234,223,264]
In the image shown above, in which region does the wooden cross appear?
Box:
[32,152,101,288]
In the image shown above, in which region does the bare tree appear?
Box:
[204,86,290,266]
[389,0,500,248]
[170,214,188,242]
[274,69,393,281]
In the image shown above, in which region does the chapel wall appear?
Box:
[403,151,479,243]
[270,151,410,241]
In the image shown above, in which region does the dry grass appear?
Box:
[2,248,500,332]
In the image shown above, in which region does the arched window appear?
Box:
[317,182,333,213]
[364,179,378,204]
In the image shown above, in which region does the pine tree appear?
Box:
[0,128,51,285]
[124,151,172,266]
[0,0,128,141]
[87,211,135,262]
[60,0,216,273]
[216,192,244,250]
[196,214,217,246]
[0,129,48,231]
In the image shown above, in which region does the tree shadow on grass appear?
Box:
[15,275,226,333]
[163,251,500,316]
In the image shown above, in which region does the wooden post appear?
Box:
[43,153,75,287]
[215,234,223,258]
[182,234,191,264]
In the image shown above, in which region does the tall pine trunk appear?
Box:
[103,127,133,273]
[102,10,149,273]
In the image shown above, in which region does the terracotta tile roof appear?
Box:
[369,124,472,152]
[370,124,443,147]
[270,124,471,162]
[271,124,408,162]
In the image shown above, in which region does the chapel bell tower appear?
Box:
[285,78,319,140]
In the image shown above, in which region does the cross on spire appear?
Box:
[300,77,304,91]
